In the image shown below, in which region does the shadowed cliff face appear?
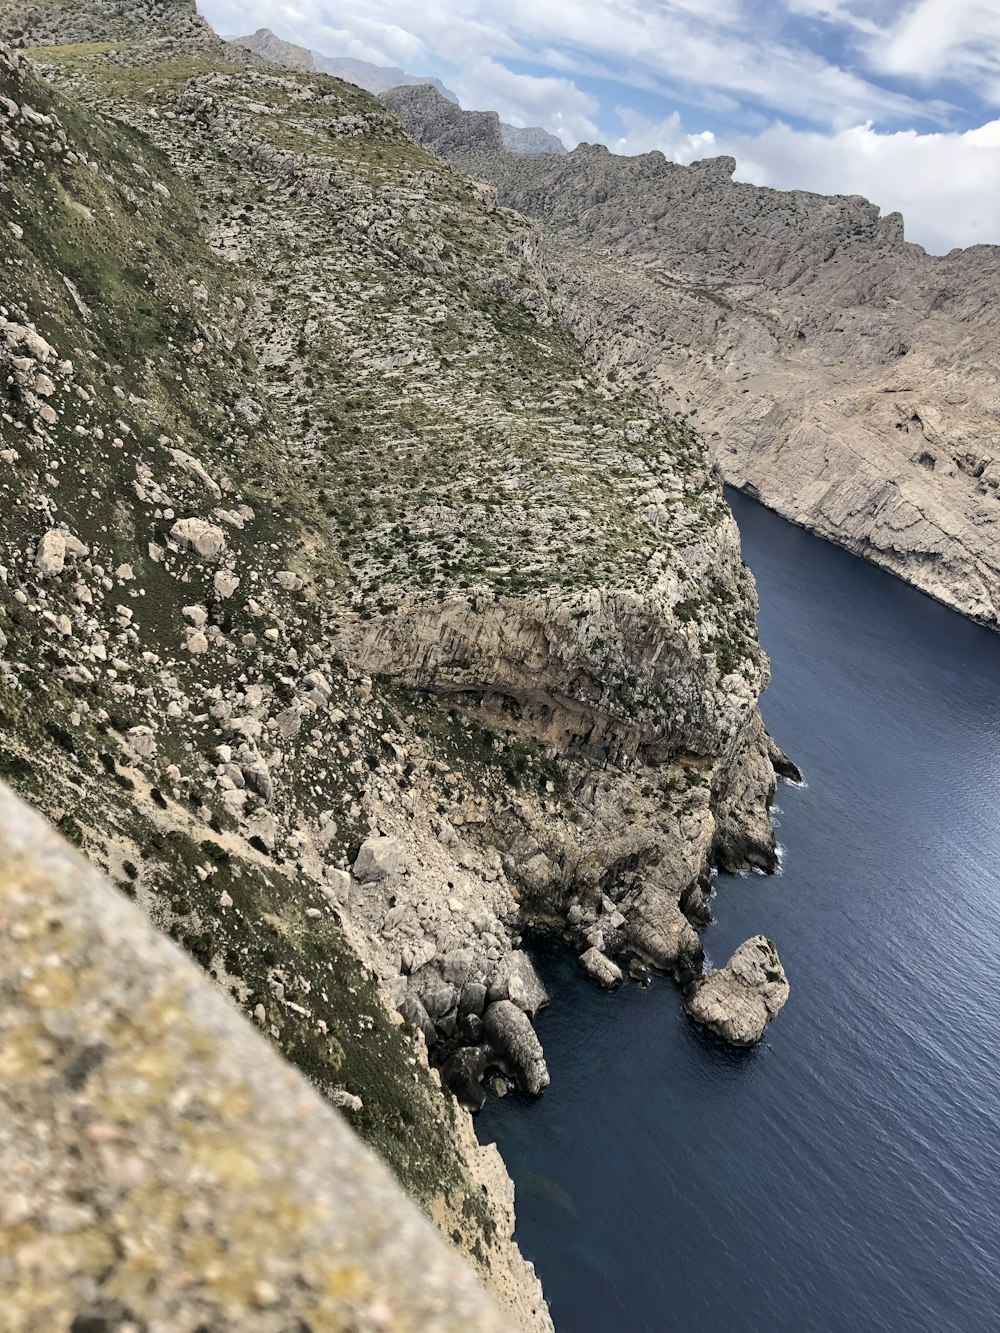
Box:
[385,84,1000,630]
[0,3,789,1316]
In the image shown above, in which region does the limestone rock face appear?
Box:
[684,935,789,1045]
[500,123,566,157]
[232,26,316,71]
[387,85,1000,629]
[2,0,213,44]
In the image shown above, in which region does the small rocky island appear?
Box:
[685,936,790,1045]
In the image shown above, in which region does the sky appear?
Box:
[199,0,1000,254]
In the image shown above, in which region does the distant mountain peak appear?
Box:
[232,28,315,71]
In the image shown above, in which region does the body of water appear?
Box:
[479,491,1000,1332]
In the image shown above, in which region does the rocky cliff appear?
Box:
[0,2,789,1320]
[385,85,1000,629]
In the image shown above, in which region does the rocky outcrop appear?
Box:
[484,1000,551,1095]
[3,0,215,45]
[385,85,1000,629]
[0,780,512,1331]
[230,29,562,157]
[684,935,790,1045]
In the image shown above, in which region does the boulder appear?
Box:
[684,935,789,1046]
[578,947,623,989]
[440,947,475,989]
[34,528,88,576]
[487,950,548,1017]
[354,834,406,882]
[398,994,436,1046]
[459,1013,485,1044]
[170,517,227,559]
[482,1001,549,1096]
[214,570,240,599]
[624,886,702,981]
[458,981,487,1017]
[421,983,459,1041]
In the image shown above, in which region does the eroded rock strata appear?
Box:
[385,85,1000,629]
[0,3,789,1321]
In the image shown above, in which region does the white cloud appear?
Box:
[451,57,601,143]
[199,0,931,130]
[613,108,717,161]
[783,0,887,39]
[728,117,1000,253]
[875,0,1000,97]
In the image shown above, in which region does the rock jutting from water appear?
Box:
[684,935,790,1045]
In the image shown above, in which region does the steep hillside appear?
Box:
[0,1,790,1320]
[386,86,1000,629]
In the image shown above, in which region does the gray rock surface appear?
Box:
[487,950,550,1016]
[442,1044,496,1112]
[355,833,407,882]
[684,935,790,1045]
[231,25,316,71]
[0,780,509,1331]
[500,123,566,157]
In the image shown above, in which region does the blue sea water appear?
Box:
[478,491,1000,1333]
